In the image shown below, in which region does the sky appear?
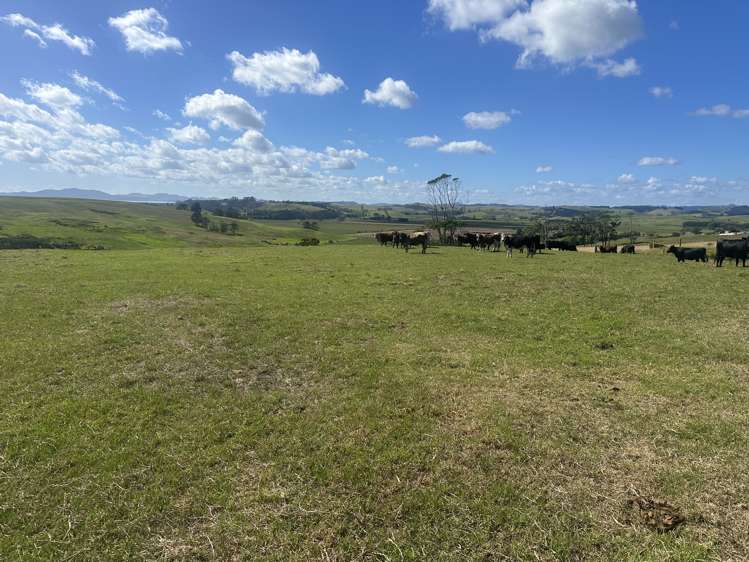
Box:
[0,0,748,205]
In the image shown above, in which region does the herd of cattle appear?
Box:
[375,230,749,266]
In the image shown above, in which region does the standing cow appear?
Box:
[620,245,636,254]
[715,239,749,267]
[667,246,707,263]
[504,234,539,257]
[402,231,430,254]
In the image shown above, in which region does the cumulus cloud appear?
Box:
[692,104,749,118]
[536,165,552,173]
[649,86,673,99]
[71,71,124,105]
[227,48,345,95]
[387,165,401,174]
[588,57,640,78]
[463,110,514,129]
[167,124,210,145]
[638,156,679,167]
[618,173,636,183]
[363,78,417,109]
[22,81,83,111]
[438,140,494,154]
[108,8,183,54]
[405,134,441,148]
[1,13,94,55]
[183,89,264,131]
[430,0,642,75]
[233,130,273,153]
[0,87,405,201]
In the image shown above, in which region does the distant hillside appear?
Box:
[0,188,188,203]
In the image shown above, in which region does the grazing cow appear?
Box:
[596,245,618,253]
[402,231,430,254]
[504,234,539,257]
[715,239,749,267]
[375,232,394,246]
[620,245,636,254]
[477,232,503,252]
[547,240,578,252]
[666,245,707,263]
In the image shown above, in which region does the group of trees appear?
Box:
[526,212,631,246]
[188,202,240,235]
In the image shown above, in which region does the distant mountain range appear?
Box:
[0,188,189,203]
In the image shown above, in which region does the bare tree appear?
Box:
[426,173,463,243]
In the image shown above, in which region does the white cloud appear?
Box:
[167,124,210,145]
[536,165,552,173]
[438,140,494,154]
[71,71,124,105]
[23,29,47,48]
[405,134,441,148]
[638,156,679,167]
[387,166,401,174]
[431,0,642,75]
[1,13,95,55]
[649,86,673,99]
[318,147,370,170]
[618,173,636,183]
[692,104,749,118]
[463,110,514,129]
[428,0,525,30]
[363,78,417,109]
[183,89,264,131]
[153,109,171,121]
[108,8,183,54]
[22,81,83,111]
[233,130,273,153]
[227,48,345,95]
[588,57,640,78]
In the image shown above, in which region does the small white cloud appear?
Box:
[167,124,210,145]
[692,104,749,118]
[71,71,124,105]
[1,12,94,55]
[536,165,552,173]
[183,89,264,131]
[22,80,83,111]
[649,86,673,99]
[405,135,441,148]
[617,173,636,184]
[638,156,679,167]
[23,29,47,48]
[463,110,514,129]
[438,140,494,154]
[228,48,345,95]
[363,78,417,109]
[153,109,171,121]
[108,8,183,54]
[387,165,401,174]
[589,57,640,78]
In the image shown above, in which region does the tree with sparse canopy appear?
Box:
[426,173,463,243]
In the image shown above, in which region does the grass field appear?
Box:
[2,241,749,560]
[0,198,394,249]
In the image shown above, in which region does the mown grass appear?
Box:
[1,245,748,561]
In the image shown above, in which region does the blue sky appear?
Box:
[0,0,747,205]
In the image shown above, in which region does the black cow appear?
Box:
[457,232,480,250]
[620,245,636,254]
[666,245,707,263]
[715,239,749,267]
[596,245,618,253]
[504,234,539,257]
[547,240,578,252]
[375,232,394,246]
[402,231,430,254]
